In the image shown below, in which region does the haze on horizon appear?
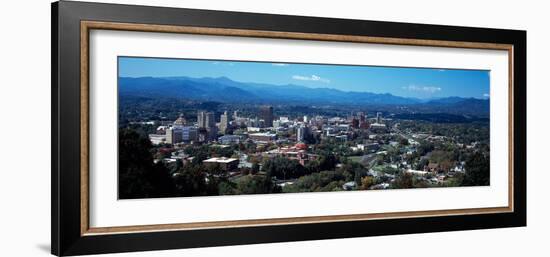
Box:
[119,56,490,100]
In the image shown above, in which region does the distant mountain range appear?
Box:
[118,76,489,114]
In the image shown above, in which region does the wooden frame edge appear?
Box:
[83,20,513,50]
[85,206,512,235]
[79,20,515,236]
[81,21,90,236]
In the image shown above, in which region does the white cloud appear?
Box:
[292,74,330,83]
[272,63,289,67]
[402,84,442,93]
[483,93,490,98]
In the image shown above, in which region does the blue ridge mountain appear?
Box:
[119,76,489,114]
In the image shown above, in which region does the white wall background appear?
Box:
[0,0,547,256]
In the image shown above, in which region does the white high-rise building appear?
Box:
[219,111,229,134]
[198,111,216,128]
[197,111,206,128]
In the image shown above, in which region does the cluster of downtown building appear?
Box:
[150,106,277,145]
[149,106,387,147]
[147,105,390,171]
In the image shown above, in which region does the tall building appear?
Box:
[246,117,259,128]
[360,120,370,129]
[166,127,183,144]
[207,112,217,141]
[351,118,359,129]
[205,112,215,128]
[197,111,215,128]
[357,112,366,123]
[357,112,369,129]
[197,111,207,128]
[233,110,239,119]
[297,126,308,142]
[181,126,198,142]
[219,111,229,134]
[376,112,382,124]
[197,111,218,141]
[259,105,274,127]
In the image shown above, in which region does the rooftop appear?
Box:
[370,123,386,127]
[203,157,238,163]
[249,132,276,137]
[174,115,187,125]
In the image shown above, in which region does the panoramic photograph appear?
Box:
[117,57,491,199]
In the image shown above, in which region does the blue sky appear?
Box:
[119,57,490,99]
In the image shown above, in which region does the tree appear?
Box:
[319,153,337,171]
[392,172,414,189]
[251,162,260,174]
[169,159,183,174]
[262,157,306,180]
[359,176,376,190]
[412,177,429,188]
[172,164,208,197]
[354,170,362,186]
[218,181,237,195]
[416,158,428,170]
[304,132,319,145]
[118,128,175,199]
[417,141,434,156]
[234,174,280,194]
[305,159,321,174]
[461,152,490,186]
[282,170,347,193]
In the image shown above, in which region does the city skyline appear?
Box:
[119,56,490,99]
[118,56,490,199]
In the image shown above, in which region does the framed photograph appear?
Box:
[52,1,526,256]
